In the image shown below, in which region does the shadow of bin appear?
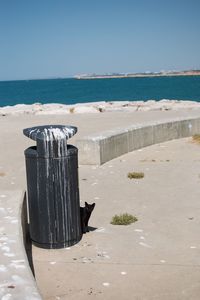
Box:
[23,125,82,249]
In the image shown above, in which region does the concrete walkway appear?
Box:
[33,137,200,300]
[0,110,200,299]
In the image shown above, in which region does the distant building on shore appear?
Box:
[74,69,200,79]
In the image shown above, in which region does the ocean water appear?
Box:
[0,76,200,107]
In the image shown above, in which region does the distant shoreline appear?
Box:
[75,70,200,80]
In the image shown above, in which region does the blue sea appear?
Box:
[0,76,200,107]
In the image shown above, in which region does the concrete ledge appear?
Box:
[0,190,42,300]
[76,116,200,165]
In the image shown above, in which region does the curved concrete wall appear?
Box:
[0,190,42,300]
[76,116,200,165]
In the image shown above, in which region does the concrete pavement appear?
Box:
[1,110,200,299]
[33,137,200,300]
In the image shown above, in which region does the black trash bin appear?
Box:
[23,125,82,249]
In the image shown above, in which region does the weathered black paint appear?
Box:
[24,125,82,249]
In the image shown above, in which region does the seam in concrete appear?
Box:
[76,116,200,165]
[0,190,42,300]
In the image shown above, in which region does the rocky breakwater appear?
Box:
[1,100,200,116]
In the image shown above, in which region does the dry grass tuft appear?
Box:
[192,134,200,144]
[69,107,75,113]
[127,172,144,179]
[111,213,138,225]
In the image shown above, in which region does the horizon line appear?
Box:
[1,68,200,82]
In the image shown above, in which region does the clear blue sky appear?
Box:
[0,0,200,80]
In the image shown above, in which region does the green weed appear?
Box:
[111,213,138,225]
[127,172,144,179]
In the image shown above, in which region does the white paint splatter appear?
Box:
[82,257,92,263]
[4,216,15,220]
[0,237,8,241]
[190,246,197,249]
[96,227,105,233]
[134,229,143,232]
[10,263,26,269]
[103,282,110,287]
[1,246,10,252]
[10,220,18,224]
[0,195,7,198]
[50,261,56,265]
[139,242,152,248]
[94,197,100,200]
[4,253,15,257]
[11,260,25,263]
[0,265,7,272]
[160,260,166,263]
[140,236,145,240]
[121,271,127,275]
[2,294,12,300]
[97,251,110,259]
